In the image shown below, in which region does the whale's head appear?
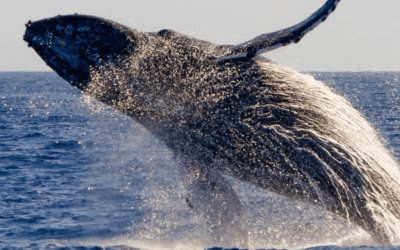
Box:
[23,14,238,131]
[23,14,231,127]
[24,15,138,90]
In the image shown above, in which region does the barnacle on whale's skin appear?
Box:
[23,0,400,246]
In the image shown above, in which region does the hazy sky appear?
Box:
[1,0,399,71]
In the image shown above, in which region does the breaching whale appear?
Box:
[24,0,400,246]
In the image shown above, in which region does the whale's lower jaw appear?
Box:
[28,43,91,89]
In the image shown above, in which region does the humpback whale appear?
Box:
[24,0,400,246]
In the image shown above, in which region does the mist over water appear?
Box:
[1,72,400,249]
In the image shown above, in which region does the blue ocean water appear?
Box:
[1,71,400,250]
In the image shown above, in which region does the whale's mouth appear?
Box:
[24,14,137,90]
[24,22,90,89]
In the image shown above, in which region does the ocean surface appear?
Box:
[1,71,400,250]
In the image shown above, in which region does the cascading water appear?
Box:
[22,3,400,245]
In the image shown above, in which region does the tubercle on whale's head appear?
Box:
[23,14,138,90]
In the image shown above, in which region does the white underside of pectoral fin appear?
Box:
[179,159,249,248]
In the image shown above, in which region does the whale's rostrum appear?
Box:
[23,0,400,246]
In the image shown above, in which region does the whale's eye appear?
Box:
[91,40,112,58]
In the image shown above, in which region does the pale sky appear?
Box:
[0,0,399,72]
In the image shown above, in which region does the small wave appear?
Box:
[46,140,83,150]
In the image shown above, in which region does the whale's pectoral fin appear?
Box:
[215,0,341,62]
[178,158,248,248]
